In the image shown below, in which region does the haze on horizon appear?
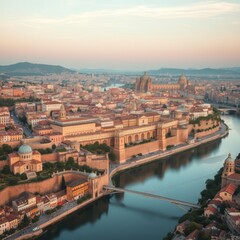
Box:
[1,0,240,71]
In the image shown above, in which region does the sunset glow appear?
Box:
[1,0,240,70]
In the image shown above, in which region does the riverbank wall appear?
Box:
[109,125,228,180]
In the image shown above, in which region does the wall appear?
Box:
[195,126,219,139]
[0,141,21,148]
[0,173,83,206]
[125,140,159,159]
[41,153,58,162]
[165,136,178,147]
[0,160,8,170]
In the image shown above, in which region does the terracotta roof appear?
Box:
[12,161,26,167]
[220,183,238,195]
[205,205,218,214]
[67,178,88,188]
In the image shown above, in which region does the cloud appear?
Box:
[22,1,240,26]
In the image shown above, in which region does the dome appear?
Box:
[88,172,97,179]
[225,153,234,163]
[18,144,32,154]
[178,75,187,85]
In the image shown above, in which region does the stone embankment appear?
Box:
[109,123,228,181]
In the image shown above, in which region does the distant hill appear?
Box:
[0,62,75,76]
[79,67,240,76]
[148,67,240,76]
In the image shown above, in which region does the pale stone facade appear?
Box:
[8,144,42,175]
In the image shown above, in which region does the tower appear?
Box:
[222,153,235,187]
[113,130,125,163]
[157,123,166,151]
[59,104,67,120]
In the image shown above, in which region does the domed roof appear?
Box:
[88,172,97,179]
[18,144,32,154]
[225,153,234,164]
[178,75,187,85]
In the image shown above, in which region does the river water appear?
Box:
[39,115,240,240]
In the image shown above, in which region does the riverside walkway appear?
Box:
[104,185,200,209]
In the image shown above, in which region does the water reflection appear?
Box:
[114,139,222,189]
[39,197,110,240]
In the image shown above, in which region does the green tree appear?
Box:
[52,144,56,150]
[61,175,66,190]
[2,144,13,154]
[109,152,116,162]
[66,157,76,169]
[1,165,11,174]
[8,177,18,186]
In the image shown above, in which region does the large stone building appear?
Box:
[8,143,42,175]
[49,104,191,163]
[135,72,188,92]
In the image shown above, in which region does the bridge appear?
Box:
[103,185,200,209]
[210,103,239,114]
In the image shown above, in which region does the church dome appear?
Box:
[18,144,32,154]
[225,153,234,163]
[178,75,187,85]
[88,172,97,179]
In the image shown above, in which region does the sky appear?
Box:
[1,0,240,70]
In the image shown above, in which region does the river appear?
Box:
[39,115,240,240]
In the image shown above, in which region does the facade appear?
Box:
[221,154,240,188]
[8,143,42,175]
[135,72,188,93]
[50,105,189,163]
[66,178,89,200]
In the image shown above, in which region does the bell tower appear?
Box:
[157,123,166,151]
[113,130,125,163]
[59,104,67,120]
[222,153,235,187]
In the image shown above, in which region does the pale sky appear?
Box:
[1,0,240,70]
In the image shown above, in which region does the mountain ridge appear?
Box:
[0,62,75,76]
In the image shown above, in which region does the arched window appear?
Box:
[147,132,150,139]
[135,135,139,142]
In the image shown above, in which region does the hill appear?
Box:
[148,67,240,76]
[0,62,75,76]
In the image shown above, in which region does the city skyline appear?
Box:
[1,0,240,70]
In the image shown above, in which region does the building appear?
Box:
[12,192,36,212]
[222,153,240,188]
[135,72,188,93]
[66,178,89,201]
[8,143,42,175]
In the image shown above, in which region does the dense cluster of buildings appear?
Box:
[0,72,239,238]
[174,154,240,239]
[0,171,100,235]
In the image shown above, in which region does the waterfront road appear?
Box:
[4,200,78,240]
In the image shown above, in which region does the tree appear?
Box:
[109,152,116,162]
[8,177,18,186]
[61,175,66,190]
[66,157,76,169]
[52,144,56,150]
[1,165,11,174]
[2,144,13,154]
